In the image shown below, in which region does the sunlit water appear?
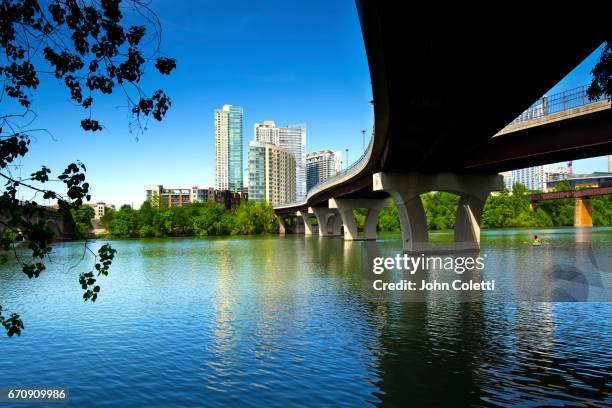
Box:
[0,228,610,407]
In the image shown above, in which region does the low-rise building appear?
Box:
[546,166,570,183]
[546,172,612,191]
[88,202,115,220]
[146,185,247,210]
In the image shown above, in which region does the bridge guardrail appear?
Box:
[507,84,606,126]
[277,83,607,210]
[275,133,374,209]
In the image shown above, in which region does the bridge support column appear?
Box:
[329,198,390,241]
[294,217,305,234]
[330,213,342,236]
[297,211,315,235]
[373,172,503,251]
[311,208,341,237]
[278,215,290,234]
[574,197,593,227]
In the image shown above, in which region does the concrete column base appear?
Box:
[311,207,342,237]
[297,211,315,235]
[294,218,305,234]
[278,216,289,234]
[329,198,390,241]
[373,172,503,251]
[330,213,342,236]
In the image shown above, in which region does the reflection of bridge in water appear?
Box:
[274,1,610,252]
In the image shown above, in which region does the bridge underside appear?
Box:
[465,105,612,173]
[274,4,609,251]
[357,1,608,174]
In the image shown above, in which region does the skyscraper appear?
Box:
[248,141,296,206]
[254,121,306,201]
[215,105,243,192]
[306,150,342,192]
[499,171,513,191]
[511,165,547,191]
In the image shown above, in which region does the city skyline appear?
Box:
[13,0,609,209]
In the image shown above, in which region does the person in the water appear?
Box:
[533,235,541,244]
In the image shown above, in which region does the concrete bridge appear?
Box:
[0,206,80,242]
[530,187,612,228]
[274,2,610,252]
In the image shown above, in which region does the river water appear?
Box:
[0,228,610,407]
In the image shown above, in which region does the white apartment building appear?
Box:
[248,141,296,206]
[254,120,306,201]
[306,150,342,192]
[511,165,548,191]
[499,171,513,191]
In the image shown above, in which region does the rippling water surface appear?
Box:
[0,228,610,407]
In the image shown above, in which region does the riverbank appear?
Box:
[72,184,612,240]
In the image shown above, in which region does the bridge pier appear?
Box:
[278,215,290,234]
[574,197,593,227]
[294,217,305,234]
[329,198,390,241]
[373,172,503,251]
[297,211,318,235]
[311,207,342,237]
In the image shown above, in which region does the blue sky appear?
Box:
[12,0,609,207]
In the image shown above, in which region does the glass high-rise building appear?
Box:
[306,150,342,192]
[254,121,306,201]
[215,105,243,192]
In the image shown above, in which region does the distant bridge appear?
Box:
[0,206,80,242]
[529,187,612,227]
[274,2,610,252]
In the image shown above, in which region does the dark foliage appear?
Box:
[587,40,611,101]
[0,0,175,337]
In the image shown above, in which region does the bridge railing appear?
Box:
[507,84,605,126]
[275,133,374,210]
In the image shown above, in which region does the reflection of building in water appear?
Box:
[342,240,361,275]
[211,241,238,355]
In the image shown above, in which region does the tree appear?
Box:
[555,180,573,192]
[587,40,611,101]
[233,201,277,235]
[71,204,95,236]
[108,205,139,238]
[378,199,400,231]
[0,0,175,337]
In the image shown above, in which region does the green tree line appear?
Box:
[99,200,278,238]
[76,181,611,239]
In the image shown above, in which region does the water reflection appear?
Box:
[0,229,609,407]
